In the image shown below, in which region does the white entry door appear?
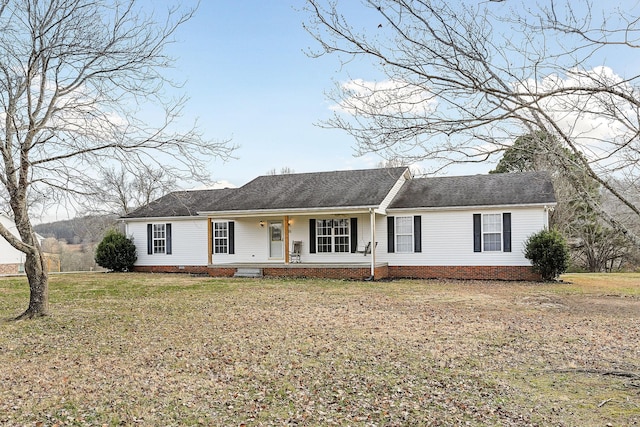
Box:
[269,221,283,259]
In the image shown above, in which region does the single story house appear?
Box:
[122,167,556,281]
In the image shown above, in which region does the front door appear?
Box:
[269,221,283,259]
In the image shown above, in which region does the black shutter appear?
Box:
[228,221,235,254]
[503,213,511,252]
[387,216,395,253]
[309,219,316,253]
[473,214,482,252]
[165,223,172,254]
[350,218,358,253]
[414,215,422,253]
[147,224,153,255]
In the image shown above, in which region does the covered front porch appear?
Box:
[206,209,384,278]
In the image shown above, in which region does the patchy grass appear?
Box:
[561,272,640,295]
[1,273,638,426]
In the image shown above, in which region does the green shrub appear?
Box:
[95,229,137,272]
[524,229,570,281]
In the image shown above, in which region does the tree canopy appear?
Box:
[305,0,640,249]
[0,0,234,319]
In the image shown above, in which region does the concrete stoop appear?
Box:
[233,268,263,278]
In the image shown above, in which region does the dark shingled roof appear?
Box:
[205,167,409,212]
[388,171,556,209]
[123,188,235,218]
[123,169,556,219]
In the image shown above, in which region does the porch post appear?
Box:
[370,209,376,278]
[284,215,290,264]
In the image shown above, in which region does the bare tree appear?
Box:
[97,166,177,215]
[0,0,235,319]
[375,158,409,169]
[305,0,640,248]
[266,167,296,175]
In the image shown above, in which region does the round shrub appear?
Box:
[95,229,137,272]
[524,229,570,281]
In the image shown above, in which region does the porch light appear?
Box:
[259,221,265,228]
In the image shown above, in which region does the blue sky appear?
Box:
[161,0,483,188]
[164,1,374,188]
[158,1,638,189]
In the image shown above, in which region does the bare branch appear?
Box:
[305,0,640,248]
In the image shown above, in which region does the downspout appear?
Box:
[544,205,554,229]
[369,208,376,279]
[207,218,213,265]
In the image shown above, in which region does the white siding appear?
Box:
[0,215,24,265]
[380,206,548,266]
[214,217,266,263]
[126,205,548,268]
[127,218,209,266]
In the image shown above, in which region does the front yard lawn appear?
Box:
[1,273,638,426]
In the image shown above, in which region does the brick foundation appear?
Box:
[133,264,539,281]
[389,265,541,281]
[0,263,20,275]
[264,265,388,280]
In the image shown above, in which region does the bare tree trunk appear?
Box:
[11,209,50,319]
[16,251,49,320]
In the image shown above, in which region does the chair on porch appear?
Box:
[290,240,302,263]
[364,241,378,255]
[357,241,378,255]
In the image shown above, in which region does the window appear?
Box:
[146,223,172,255]
[473,213,511,253]
[210,221,234,255]
[333,219,350,253]
[214,221,228,254]
[153,224,166,254]
[482,214,502,252]
[387,216,422,253]
[395,216,414,253]
[315,218,350,253]
[316,219,333,253]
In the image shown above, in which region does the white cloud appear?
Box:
[189,180,237,190]
[332,79,437,117]
[514,66,635,161]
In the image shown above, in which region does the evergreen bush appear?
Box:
[524,229,570,281]
[95,229,137,272]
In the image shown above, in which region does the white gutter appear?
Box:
[121,215,203,222]
[198,205,383,218]
[386,202,556,213]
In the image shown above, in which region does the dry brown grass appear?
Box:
[1,273,639,426]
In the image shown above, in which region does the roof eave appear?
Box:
[387,202,557,212]
[121,215,203,222]
[199,205,382,218]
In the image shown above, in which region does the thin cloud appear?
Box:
[331,79,438,117]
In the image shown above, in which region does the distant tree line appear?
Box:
[34,215,122,273]
[34,215,120,245]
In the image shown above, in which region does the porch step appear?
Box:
[234,268,263,278]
